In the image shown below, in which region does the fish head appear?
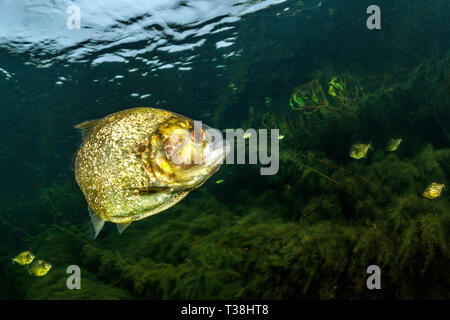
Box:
[39,260,52,272]
[25,251,35,263]
[149,117,229,190]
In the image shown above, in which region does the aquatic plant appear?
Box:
[1,45,449,301]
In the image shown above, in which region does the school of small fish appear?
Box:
[348,138,445,199]
[349,138,403,159]
[12,251,52,277]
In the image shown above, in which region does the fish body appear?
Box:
[385,138,402,151]
[75,107,228,238]
[349,143,372,159]
[28,260,51,277]
[423,183,445,199]
[12,251,35,265]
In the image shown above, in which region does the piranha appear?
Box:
[27,259,52,277]
[349,143,372,159]
[75,107,229,238]
[423,182,445,199]
[385,138,402,152]
[12,251,35,265]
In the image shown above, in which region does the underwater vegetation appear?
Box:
[0,52,449,300]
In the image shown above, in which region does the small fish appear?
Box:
[385,138,402,152]
[215,179,224,184]
[12,251,35,265]
[27,260,52,277]
[349,143,372,159]
[423,183,445,199]
[228,82,237,92]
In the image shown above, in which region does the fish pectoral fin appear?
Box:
[75,119,100,141]
[88,207,105,239]
[127,186,171,195]
[116,222,132,234]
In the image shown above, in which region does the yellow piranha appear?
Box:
[349,143,372,159]
[385,138,402,152]
[75,107,229,238]
[12,251,35,265]
[28,260,52,277]
[423,183,445,199]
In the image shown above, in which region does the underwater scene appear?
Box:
[0,0,449,300]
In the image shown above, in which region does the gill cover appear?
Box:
[144,117,224,190]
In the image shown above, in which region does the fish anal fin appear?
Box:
[75,119,100,141]
[116,222,132,234]
[88,207,105,239]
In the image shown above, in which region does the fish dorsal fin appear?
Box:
[116,222,132,234]
[75,119,100,141]
[88,207,105,239]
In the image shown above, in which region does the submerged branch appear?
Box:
[300,163,359,201]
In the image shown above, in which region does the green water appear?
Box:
[0,0,449,299]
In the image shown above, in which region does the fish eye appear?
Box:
[191,130,204,143]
